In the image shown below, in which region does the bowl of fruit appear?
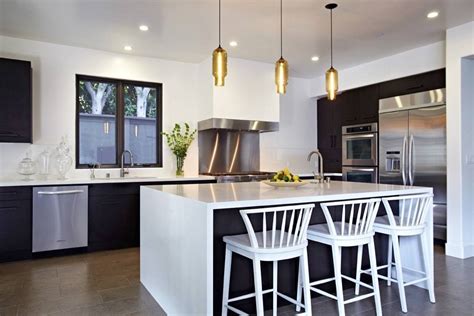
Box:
[262,168,308,188]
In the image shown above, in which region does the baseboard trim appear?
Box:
[445,242,474,259]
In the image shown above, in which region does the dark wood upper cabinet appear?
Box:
[339,90,359,125]
[379,69,445,99]
[339,85,379,126]
[0,58,32,143]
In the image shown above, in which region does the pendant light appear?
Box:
[212,0,227,86]
[325,3,338,101]
[275,0,288,94]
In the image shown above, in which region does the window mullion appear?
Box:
[116,81,125,166]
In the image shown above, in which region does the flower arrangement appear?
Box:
[162,123,197,176]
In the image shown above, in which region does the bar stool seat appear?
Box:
[222,204,315,316]
[223,232,307,255]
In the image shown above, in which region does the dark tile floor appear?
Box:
[0,245,472,315]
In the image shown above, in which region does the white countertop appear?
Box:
[0,175,215,187]
[145,181,432,209]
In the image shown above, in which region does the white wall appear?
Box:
[445,21,474,259]
[196,57,280,122]
[0,35,201,179]
[309,41,446,97]
[213,57,279,122]
[260,77,316,174]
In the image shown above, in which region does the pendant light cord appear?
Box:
[280,0,283,58]
[330,8,333,67]
[219,0,221,47]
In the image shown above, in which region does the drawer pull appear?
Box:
[0,207,18,211]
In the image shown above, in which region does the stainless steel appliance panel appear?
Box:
[379,111,409,185]
[379,89,447,241]
[33,186,88,253]
[409,106,447,204]
[343,167,378,183]
[342,123,378,167]
[198,130,260,174]
[379,88,446,113]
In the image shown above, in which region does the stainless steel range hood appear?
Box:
[198,118,279,132]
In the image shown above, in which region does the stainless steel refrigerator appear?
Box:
[379,89,447,240]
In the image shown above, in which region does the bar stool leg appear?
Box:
[273,261,278,316]
[301,250,313,316]
[296,258,302,312]
[355,244,363,295]
[392,234,408,313]
[222,247,232,316]
[331,245,345,316]
[368,239,382,316]
[420,234,436,303]
[387,235,393,286]
[253,258,264,316]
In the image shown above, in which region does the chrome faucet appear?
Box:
[307,149,324,182]
[120,150,134,178]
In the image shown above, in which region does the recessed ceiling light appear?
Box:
[427,11,439,19]
[124,45,132,51]
[311,56,320,62]
[229,41,238,47]
[139,25,149,31]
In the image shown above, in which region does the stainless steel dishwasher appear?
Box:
[33,186,88,252]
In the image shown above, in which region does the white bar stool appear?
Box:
[355,193,435,313]
[296,198,382,316]
[221,204,315,316]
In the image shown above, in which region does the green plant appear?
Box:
[161,123,197,158]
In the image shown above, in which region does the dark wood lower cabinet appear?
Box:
[0,187,32,262]
[88,193,140,251]
[87,180,216,252]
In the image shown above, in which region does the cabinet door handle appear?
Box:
[0,191,17,196]
[407,84,424,91]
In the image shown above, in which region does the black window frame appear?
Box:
[75,74,163,169]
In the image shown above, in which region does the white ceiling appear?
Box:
[1,0,473,78]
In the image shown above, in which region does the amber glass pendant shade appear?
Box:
[325,3,338,101]
[275,57,288,94]
[326,66,338,100]
[212,46,227,86]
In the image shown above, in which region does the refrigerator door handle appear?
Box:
[408,134,414,185]
[401,135,407,185]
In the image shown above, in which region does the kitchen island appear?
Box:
[140,181,433,315]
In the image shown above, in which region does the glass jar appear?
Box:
[37,149,51,178]
[55,137,73,180]
[18,152,36,181]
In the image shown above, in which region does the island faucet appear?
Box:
[307,149,324,182]
[120,150,134,178]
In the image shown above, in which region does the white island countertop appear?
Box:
[0,175,215,187]
[140,181,433,315]
[145,181,431,209]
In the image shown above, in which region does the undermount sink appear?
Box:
[92,176,158,181]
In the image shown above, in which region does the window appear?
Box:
[76,75,162,168]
